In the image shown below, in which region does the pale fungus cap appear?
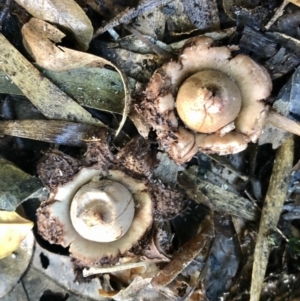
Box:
[37,167,153,267]
[139,36,273,164]
[70,179,135,242]
[176,70,242,133]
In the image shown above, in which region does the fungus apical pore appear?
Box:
[70,179,135,243]
[176,70,242,133]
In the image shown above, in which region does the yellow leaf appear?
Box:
[0,211,33,259]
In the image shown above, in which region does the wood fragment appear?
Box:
[267,109,300,136]
[265,0,289,30]
[0,120,103,146]
[83,262,150,277]
[250,136,294,301]
[178,167,258,221]
[0,34,101,126]
[93,0,173,38]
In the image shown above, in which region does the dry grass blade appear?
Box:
[0,34,101,126]
[250,136,294,301]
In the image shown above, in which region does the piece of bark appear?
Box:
[178,167,258,221]
[0,34,101,126]
[260,66,300,148]
[239,26,278,59]
[239,26,300,79]
[250,136,294,301]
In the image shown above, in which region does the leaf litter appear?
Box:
[1,0,300,300]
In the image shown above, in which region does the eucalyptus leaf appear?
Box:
[0,67,135,115]
[41,67,135,114]
[0,157,42,211]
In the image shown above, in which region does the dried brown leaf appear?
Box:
[151,215,214,287]
[15,0,93,50]
[22,18,131,136]
[0,34,100,126]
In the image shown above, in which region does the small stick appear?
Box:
[249,136,294,301]
[265,0,289,30]
[266,109,300,136]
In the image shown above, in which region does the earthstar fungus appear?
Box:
[37,131,186,268]
[138,36,273,164]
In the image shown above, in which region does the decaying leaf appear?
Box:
[181,0,220,31]
[223,0,242,20]
[93,0,173,38]
[0,67,134,115]
[28,243,103,300]
[0,210,33,259]
[250,136,294,301]
[14,0,93,50]
[0,157,42,211]
[289,0,300,6]
[0,34,101,126]
[22,18,131,136]
[0,230,34,298]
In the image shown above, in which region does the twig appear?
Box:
[267,109,300,136]
[93,0,173,39]
[250,136,294,301]
[265,0,289,30]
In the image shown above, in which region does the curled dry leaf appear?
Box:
[151,214,214,287]
[0,34,100,126]
[22,18,131,136]
[15,0,93,50]
[0,211,33,259]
